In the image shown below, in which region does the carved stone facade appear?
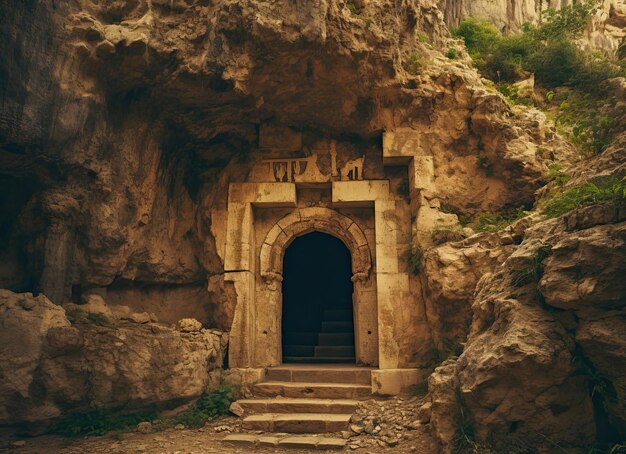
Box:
[216,124,437,394]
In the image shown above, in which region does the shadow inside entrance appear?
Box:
[282,231,355,364]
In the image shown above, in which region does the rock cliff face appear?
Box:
[1,0,625,450]
[0,0,562,321]
[423,134,626,450]
[438,0,625,52]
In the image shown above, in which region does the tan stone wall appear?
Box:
[217,128,451,372]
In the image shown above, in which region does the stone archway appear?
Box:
[260,207,372,287]
[251,207,378,367]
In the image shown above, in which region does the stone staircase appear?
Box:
[222,365,372,450]
[283,309,356,363]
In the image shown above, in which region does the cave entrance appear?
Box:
[281,231,355,364]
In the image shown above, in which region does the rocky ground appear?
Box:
[2,396,437,454]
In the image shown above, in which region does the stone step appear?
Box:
[222,433,347,450]
[283,332,319,345]
[283,345,356,358]
[283,331,355,346]
[283,344,315,356]
[322,309,353,321]
[283,356,356,364]
[321,321,353,333]
[314,345,355,357]
[254,381,371,399]
[242,413,351,433]
[318,332,354,346]
[233,398,359,415]
[266,365,371,384]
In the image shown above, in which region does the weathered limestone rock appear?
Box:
[540,223,626,310]
[459,272,595,446]
[176,318,203,332]
[426,204,626,449]
[0,290,71,424]
[421,231,517,350]
[576,315,626,439]
[1,0,623,447]
[427,359,459,447]
[0,291,227,431]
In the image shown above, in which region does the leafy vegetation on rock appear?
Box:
[51,409,159,438]
[408,246,423,275]
[541,175,626,218]
[512,245,553,288]
[472,208,528,233]
[172,382,240,428]
[454,1,622,90]
[454,1,625,154]
[50,382,240,437]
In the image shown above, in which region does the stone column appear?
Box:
[223,183,296,368]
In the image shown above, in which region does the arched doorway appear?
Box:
[282,231,355,364]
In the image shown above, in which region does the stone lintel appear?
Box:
[229,182,297,206]
[331,180,390,205]
[382,130,435,193]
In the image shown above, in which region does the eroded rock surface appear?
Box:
[1,0,566,317]
[0,290,227,432]
[426,200,626,450]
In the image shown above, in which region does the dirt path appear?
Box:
[5,417,438,454]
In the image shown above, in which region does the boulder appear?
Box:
[176,318,203,332]
[0,290,71,423]
[540,223,626,311]
[421,232,516,350]
[0,290,227,431]
[427,214,626,450]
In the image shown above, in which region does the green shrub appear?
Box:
[542,175,626,218]
[408,246,423,275]
[483,33,537,81]
[403,51,423,75]
[416,32,430,44]
[452,17,500,61]
[51,409,158,437]
[409,381,429,397]
[51,382,240,437]
[472,208,527,233]
[547,163,571,186]
[552,90,622,154]
[447,48,458,59]
[86,312,108,325]
[173,382,241,428]
[529,39,583,87]
[346,1,357,14]
[497,82,534,106]
[533,0,598,41]
[512,245,552,287]
[454,1,625,93]
[452,390,477,452]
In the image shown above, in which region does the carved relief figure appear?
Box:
[330,140,339,179]
[341,155,365,181]
[265,152,328,183]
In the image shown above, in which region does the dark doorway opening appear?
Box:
[282,231,355,364]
